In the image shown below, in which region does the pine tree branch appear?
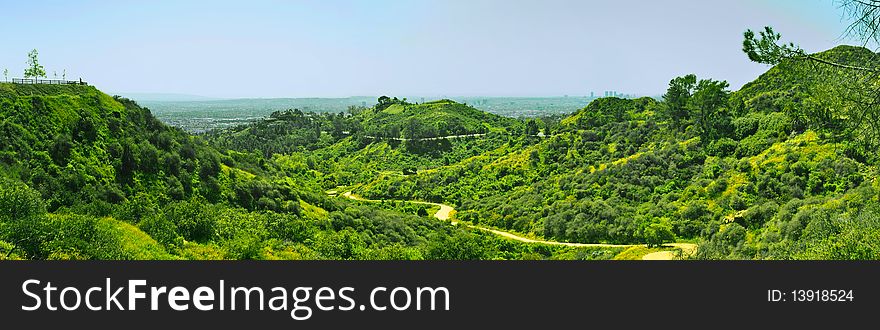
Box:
[800,53,880,73]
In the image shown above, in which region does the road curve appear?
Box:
[343,191,454,220]
[340,191,696,259]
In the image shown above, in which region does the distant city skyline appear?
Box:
[0,0,862,98]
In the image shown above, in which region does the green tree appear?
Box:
[643,220,675,248]
[23,49,46,79]
[425,231,487,260]
[742,26,802,65]
[377,95,392,110]
[0,178,47,258]
[402,117,425,140]
[313,229,365,260]
[690,78,731,141]
[330,113,346,138]
[525,119,539,136]
[164,200,217,243]
[661,74,697,131]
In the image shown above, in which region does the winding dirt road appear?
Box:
[340,191,696,259]
[343,191,455,220]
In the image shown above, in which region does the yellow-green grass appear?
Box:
[613,245,681,260]
[100,218,178,260]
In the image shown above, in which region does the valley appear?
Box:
[2,44,880,260]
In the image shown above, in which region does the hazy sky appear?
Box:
[0,0,862,98]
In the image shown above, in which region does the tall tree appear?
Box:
[525,119,539,136]
[402,117,425,140]
[330,112,346,139]
[23,49,46,79]
[690,79,731,141]
[661,74,697,131]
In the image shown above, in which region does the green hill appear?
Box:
[206,108,332,157]
[356,98,521,139]
[5,45,878,260]
[0,84,599,260]
[352,46,880,259]
[207,97,534,190]
[730,45,879,161]
[733,45,877,108]
[207,98,522,159]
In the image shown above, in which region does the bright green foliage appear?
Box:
[643,219,675,248]
[332,46,880,259]
[661,74,696,131]
[742,26,803,65]
[691,78,731,141]
[207,109,327,157]
[23,49,46,79]
[0,83,602,260]
[741,27,880,151]
[357,99,519,139]
[0,178,46,257]
[3,43,880,260]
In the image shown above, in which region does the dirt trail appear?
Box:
[343,191,454,220]
[340,191,696,259]
[642,251,675,260]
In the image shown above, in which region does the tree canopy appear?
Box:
[23,49,46,79]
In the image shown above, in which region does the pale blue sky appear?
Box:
[0,0,861,98]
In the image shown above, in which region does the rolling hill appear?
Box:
[348,46,880,259]
[3,45,878,260]
[0,83,607,260]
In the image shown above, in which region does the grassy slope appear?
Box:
[347,46,880,259]
[2,84,621,260]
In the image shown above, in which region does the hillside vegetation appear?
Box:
[0,83,607,260]
[347,46,880,259]
[2,45,879,260]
